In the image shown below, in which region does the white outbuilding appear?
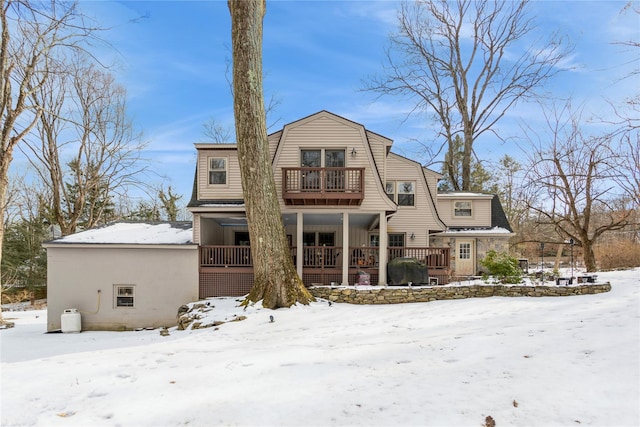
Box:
[44,222,198,331]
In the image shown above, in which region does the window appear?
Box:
[301,150,321,168]
[389,234,405,247]
[369,234,380,247]
[318,232,335,246]
[385,182,395,202]
[115,285,134,308]
[303,232,336,267]
[303,232,335,246]
[388,233,405,260]
[325,150,345,167]
[386,181,415,206]
[454,201,472,217]
[235,232,250,246]
[397,182,415,206]
[459,243,471,259]
[301,149,346,168]
[325,150,345,190]
[208,158,227,185]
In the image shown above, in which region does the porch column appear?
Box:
[342,211,350,285]
[378,212,388,285]
[296,212,303,278]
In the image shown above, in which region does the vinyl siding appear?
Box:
[366,131,390,184]
[385,154,443,247]
[438,197,492,227]
[268,130,282,161]
[193,214,201,244]
[272,113,394,211]
[197,148,244,200]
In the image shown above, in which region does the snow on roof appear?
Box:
[437,192,493,198]
[445,226,513,235]
[51,222,193,245]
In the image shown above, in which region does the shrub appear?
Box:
[480,250,522,284]
[595,240,640,270]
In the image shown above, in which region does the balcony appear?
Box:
[282,167,364,206]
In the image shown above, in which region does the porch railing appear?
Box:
[388,247,450,268]
[200,245,252,267]
[200,246,450,270]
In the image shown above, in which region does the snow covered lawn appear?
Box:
[1,269,639,427]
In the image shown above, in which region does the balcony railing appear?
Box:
[282,167,364,205]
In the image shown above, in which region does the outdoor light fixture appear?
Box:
[351,147,357,157]
[410,232,415,240]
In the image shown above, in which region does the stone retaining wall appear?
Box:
[309,283,611,304]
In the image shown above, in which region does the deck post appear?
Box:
[378,211,388,286]
[296,212,303,278]
[342,211,350,285]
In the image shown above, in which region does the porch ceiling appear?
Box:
[208,213,378,228]
[284,213,377,227]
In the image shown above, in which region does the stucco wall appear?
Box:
[47,245,199,331]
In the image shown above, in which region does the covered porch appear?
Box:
[197,211,450,297]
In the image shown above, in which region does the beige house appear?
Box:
[189,111,513,297]
[44,111,512,331]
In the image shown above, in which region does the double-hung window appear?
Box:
[454,201,472,217]
[386,181,415,206]
[385,182,395,202]
[208,158,227,185]
[397,182,415,206]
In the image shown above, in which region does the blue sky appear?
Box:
[64,1,640,200]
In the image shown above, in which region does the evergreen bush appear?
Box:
[480,250,522,284]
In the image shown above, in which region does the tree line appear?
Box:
[1,0,638,311]
[1,1,184,306]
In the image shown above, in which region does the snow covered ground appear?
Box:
[1,268,639,427]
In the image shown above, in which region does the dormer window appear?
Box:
[209,158,227,185]
[454,201,472,217]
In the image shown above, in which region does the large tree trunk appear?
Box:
[228,0,313,308]
[582,240,597,273]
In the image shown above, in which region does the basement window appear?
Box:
[115,285,135,308]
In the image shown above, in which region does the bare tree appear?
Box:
[1,0,98,323]
[365,0,568,191]
[228,0,313,308]
[202,118,233,143]
[523,102,633,272]
[21,55,149,235]
[615,132,639,209]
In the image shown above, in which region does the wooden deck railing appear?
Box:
[388,247,450,268]
[200,245,253,267]
[282,167,364,205]
[200,246,450,270]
